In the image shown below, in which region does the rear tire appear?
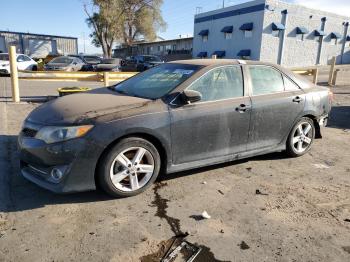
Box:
[97,137,161,198]
[286,117,315,157]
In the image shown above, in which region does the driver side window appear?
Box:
[188,66,243,102]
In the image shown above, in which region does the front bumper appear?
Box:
[18,127,103,193]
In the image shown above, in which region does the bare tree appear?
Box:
[84,0,166,57]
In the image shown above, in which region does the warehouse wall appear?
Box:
[260,0,350,66]
[0,32,78,58]
[193,0,265,60]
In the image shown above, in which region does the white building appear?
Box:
[193,0,350,66]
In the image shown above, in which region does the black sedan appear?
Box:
[18,59,332,197]
[120,55,163,72]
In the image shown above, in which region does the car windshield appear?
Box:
[49,57,73,64]
[0,54,9,61]
[84,56,101,63]
[143,56,161,62]
[114,63,201,99]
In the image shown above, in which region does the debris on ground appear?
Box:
[239,241,250,250]
[344,219,350,222]
[201,211,211,219]
[218,190,225,195]
[202,181,207,185]
[313,163,330,169]
[161,240,201,262]
[246,167,252,172]
[256,189,269,196]
[220,229,224,234]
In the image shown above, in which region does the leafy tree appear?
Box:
[84,0,166,57]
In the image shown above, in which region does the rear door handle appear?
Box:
[235,104,251,113]
[293,96,303,103]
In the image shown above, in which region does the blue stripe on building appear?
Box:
[194,4,266,24]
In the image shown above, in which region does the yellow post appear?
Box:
[312,68,319,84]
[332,69,339,86]
[103,72,110,87]
[9,46,20,102]
[328,56,336,86]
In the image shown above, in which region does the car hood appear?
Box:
[27,88,152,125]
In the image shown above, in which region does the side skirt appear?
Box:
[166,144,286,174]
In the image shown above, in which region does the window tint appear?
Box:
[283,76,300,91]
[188,66,243,102]
[249,66,284,95]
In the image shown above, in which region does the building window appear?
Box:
[202,35,208,42]
[224,32,232,39]
[245,31,252,38]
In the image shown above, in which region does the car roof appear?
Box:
[0,53,26,56]
[169,59,276,67]
[169,59,313,89]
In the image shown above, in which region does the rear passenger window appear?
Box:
[283,76,300,91]
[188,66,243,102]
[249,66,284,95]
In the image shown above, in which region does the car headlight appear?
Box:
[35,125,93,144]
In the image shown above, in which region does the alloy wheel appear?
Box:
[292,122,313,153]
[109,147,155,192]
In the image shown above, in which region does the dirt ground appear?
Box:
[0,78,350,261]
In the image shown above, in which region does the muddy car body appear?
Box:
[18,59,332,197]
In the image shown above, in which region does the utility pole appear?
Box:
[223,0,225,8]
[82,32,86,54]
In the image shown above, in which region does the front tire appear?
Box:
[97,137,161,197]
[286,117,315,157]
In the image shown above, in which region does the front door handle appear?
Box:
[293,96,303,103]
[236,104,251,113]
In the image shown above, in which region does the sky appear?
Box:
[1,0,349,54]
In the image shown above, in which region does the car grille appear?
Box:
[22,128,38,138]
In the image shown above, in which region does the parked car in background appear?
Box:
[95,58,120,72]
[44,56,84,72]
[18,59,332,198]
[69,54,102,71]
[0,53,37,74]
[120,55,163,72]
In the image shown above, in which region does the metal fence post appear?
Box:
[103,72,110,87]
[328,56,336,86]
[9,46,20,102]
[212,55,217,59]
[312,68,319,84]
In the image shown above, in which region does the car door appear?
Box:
[246,65,305,151]
[16,55,27,70]
[22,55,35,70]
[170,65,251,164]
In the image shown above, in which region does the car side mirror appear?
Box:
[182,90,202,104]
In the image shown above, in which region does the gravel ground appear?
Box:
[0,77,350,262]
